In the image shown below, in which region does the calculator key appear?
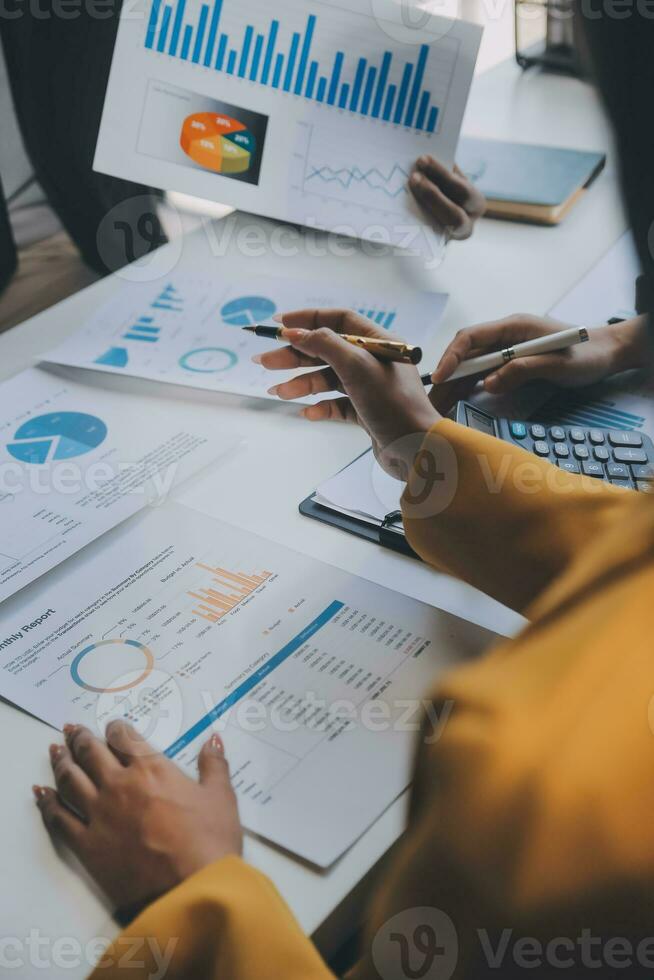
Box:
[530,424,546,440]
[558,459,580,474]
[573,445,589,460]
[549,426,566,441]
[610,479,632,489]
[582,461,605,478]
[632,464,654,481]
[613,448,648,464]
[608,431,643,447]
[510,421,527,439]
[533,440,550,457]
[553,442,569,458]
[569,428,586,443]
[589,429,605,445]
[607,462,630,480]
[636,481,654,493]
[594,447,610,462]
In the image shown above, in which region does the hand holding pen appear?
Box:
[249,309,440,481]
[430,314,646,405]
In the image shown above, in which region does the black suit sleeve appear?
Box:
[0,0,167,276]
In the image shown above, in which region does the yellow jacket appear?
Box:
[91,419,654,978]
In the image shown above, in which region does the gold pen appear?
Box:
[242,324,422,365]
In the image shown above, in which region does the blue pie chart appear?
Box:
[7,412,108,465]
[221,295,276,326]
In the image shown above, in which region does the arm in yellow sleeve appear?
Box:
[89,856,334,980]
[401,419,633,613]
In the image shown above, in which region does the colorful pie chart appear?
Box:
[7,412,108,465]
[180,112,255,175]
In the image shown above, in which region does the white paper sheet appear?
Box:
[93,0,481,257]
[549,231,640,325]
[465,231,647,426]
[0,500,496,866]
[315,448,401,523]
[0,367,234,603]
[45,268,448,402]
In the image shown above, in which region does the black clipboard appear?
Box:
[299,494,421,561]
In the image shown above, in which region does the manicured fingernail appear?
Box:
[49,744,63,762]
[418,155,429,168]
[272,313,284,323]
[32,785,46,801]
[63,723,76,737]
[251,354,263,364]
[283,328,308,344]
[267,385,279,396]
[210,733,224,753]
[410,172,423,185]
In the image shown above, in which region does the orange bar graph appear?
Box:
[191,563,272,623]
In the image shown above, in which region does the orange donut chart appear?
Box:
[180,112,255,175]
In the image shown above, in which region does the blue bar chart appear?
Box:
[356,308,396,329]
[144,0,441,133]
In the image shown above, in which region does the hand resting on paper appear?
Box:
[34,722,242,922]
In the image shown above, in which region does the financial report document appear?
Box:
[0,501,494,866]
[0,368,232,603]
[45,268,447,401]
[94,0,481,253]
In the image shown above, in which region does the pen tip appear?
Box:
[242,325,256,332]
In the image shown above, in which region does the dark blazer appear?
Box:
[0,0,166,293]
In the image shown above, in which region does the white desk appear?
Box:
[0,57,624,978]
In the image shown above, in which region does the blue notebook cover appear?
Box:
[457,137,605,207]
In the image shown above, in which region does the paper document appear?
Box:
[467,231,647,426]
[94,0,481,254]
[315,448,402,523]
[0,368,232,603]
[45,269,448,401]
[536,373,654,440]
[549,231,640,325]
[0,501,495,866]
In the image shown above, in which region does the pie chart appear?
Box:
[221,295,277,326]
[180,112,256,175]
[179,347,238,373]
[7,412,108,465]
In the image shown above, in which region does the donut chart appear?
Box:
[180,112,255,175]
[70,639,154,694]
[179,347,238,373]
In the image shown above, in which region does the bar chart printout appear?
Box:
[189,562,272,621]
[95,0,481,250]
[144,1,446,134]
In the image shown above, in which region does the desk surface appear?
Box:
[0,57,625,978]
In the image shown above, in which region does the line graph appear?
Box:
[305,162,409,199]
[292,121,414,216]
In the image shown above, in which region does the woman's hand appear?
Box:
[257,309,440,478]
[431,314,650,411]
[408,156,486,240]
[34,722,242,919]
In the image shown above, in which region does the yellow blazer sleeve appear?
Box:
[89,856,334,980]
[401,418,632,613]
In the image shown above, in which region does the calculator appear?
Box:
[455,401,654,492]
